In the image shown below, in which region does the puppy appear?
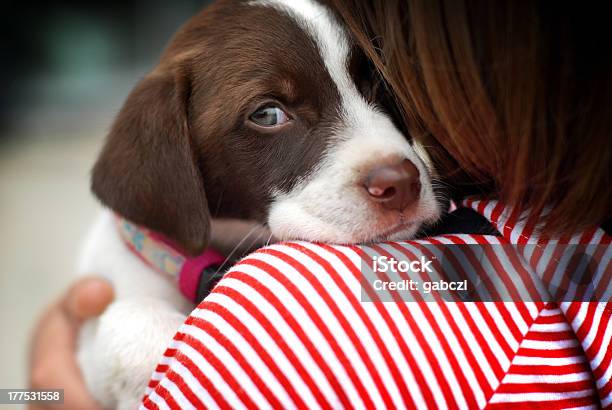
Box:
[77,0,442,407]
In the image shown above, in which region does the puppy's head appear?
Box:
[92,0,442,255]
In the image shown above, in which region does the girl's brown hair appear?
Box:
[330,0,611,233]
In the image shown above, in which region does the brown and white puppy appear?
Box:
[77,0,442,407]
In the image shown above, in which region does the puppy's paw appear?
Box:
[78,298,186,408]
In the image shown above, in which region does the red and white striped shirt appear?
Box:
[142,199,611,409]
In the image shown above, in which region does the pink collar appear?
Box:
[115,217,225,302]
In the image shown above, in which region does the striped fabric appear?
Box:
[142,199,611,409]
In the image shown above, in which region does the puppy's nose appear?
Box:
[365,159,421,211]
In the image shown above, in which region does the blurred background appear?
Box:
[1,0,210,392]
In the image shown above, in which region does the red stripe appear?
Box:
[166,368,206,409]
[334,243,457,404]
[200,300,308,408]
[535,313,566,324]
[489,201,505,231]
[491,236,545,303]
[171,349,232,409]
[222,265,356,409]
[285,242,418,407]
[525,331,578,341]
[495,380,594,394]
[155,383,181,410]
[369,243,480,407]
[599,378,612,402]
[590,310,612,380]
[563,302,581,323]
[500,203,522,241]
[142,395,160,410]
[437,236,506,302]
[455,303,506,381]
[508,363,591,375]
[442,236,523,354]
[246,249,391,408]
[516,347,585,358]
[318,243,440,406]
[155,364,170,373]
[575,303,599,342]
[474,303,516,359]
[582,305,611,360]
[517,209,539,245]
[469,235,526,310]
[593,244,612,302]
[356,245,476,406]
[176,333,256,408]
[426,239,510,381]
[380,241,495,399]
[487,393,599,409]
[206,287,327,409]
[184,316,284,409]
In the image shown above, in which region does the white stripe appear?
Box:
[503,371,591,384]
[190,309,297,409]
[550,242,586,298]
[149,370,165,382]
[481,200,498,223]
[535,240,560,279]
[427,303,488,407]
[463,304,511,368]
[529,322,571,332]
[594,321,612,388]
[334,245,449,409]
[140,389,171,410]
[585,236,612,301]
[500,302,540,334]
[567,302,589,333]
[446,303,499,389]
[597,367,612,390]
[483,303,522,352]
[405,303,470,408]
[578,304,604,353]
[508,209,532,244]
[170,360,220,410]
[524,302,541,319]
[601,391,612,407]
[433,236,495,303]
[490,389,594,403]
[482,234,551,302]
[176,342,246,409]
[156,375,197,409]
[219,274,340,408]
[474,241,523,302]
[244,248,384,408]
[202,292,322,409]
[512,355,586,366]
[181,324,273,409]
[297,242,428,407]
[592,246,612,300]
[247,246,379,408]
[521,338,579,349]
[539,307,563,316]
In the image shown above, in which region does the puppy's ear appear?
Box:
[92,66,210,255]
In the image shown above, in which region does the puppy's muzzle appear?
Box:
[364,159,422,212]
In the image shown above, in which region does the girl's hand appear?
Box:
[29,277,114,409]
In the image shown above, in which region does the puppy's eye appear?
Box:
[249,106,290,127]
